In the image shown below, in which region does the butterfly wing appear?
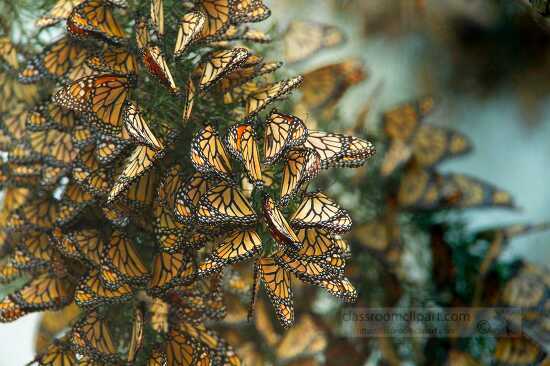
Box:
[127,305,145,363]
[262,194,302,250]
[174,11,206,58]
[290,192,352,234]
[123,101,163,150]
[141,46,178,93]
[263,110,308,165]
[67,0,126,44]
[190,125,233,181]
[199,229,262,276]
[198,48,249,90]
[279,148,321,205]
[244,76,303,119]
[109,143,166,203]
[257,257,294,328]
[70,311,120,363]
[283,20,345,64]
[197,182,257,227]
[225,123,262,185]
[150,0,165,36]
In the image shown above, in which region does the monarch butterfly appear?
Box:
[163,328,207,365]
[1,186,31,214]
[2,108,27,141]
[0,295,26,322]
[381,97,471,176]
[383,96,436,141]
[225,123,262,185]
[198,48,249,90]
[0,260,23,284]
[157,164,184,212]
[397,167,515,210]
[274,250,343,284]
[147,251,195,295]
[352,216,402,267]
[301,130,375,169]
[12,231,55,270]
[232,0,270,23]
[70,125,95,149]
[75,269,133,307]
[196,182,257,227]
[238,27,272,43]
[9,272,73,312]
[262,194,302,250]
[0,72,38,113]
[196,0,232,41]
[215,26,272,45]
[190,125,233,182]
[101,230,149,286]
[174,172,210,225]
[182,78,196,124]
[290,192,352,234]
[294,228,341,260]
[500,264,547,310]
[154,202,188,252]
[272,313,327,363]
[70,311,121,363]
[319,277,357,303]
[67,0,126,44]
[494,336,547,366]
[94,133,130,165]
[54,228,105,266]
[283,20,346,64]
[7,197,58,232]
[0,37,19,69]
[173,321,229,358]
[29,128,79,167]
[141,46,179,94]
[148,346,168,365]
[244,76,303,119]
[134,15,150,52]
[123,101,164,150]
[7,140,41,165]
[19,37,89,84]
[123,168,159,208]
[279,149,321,206]
[174,11,206,58]
[444,173,515,209]
[198,229,262,276]
[128,304,145,363]
[36,0,84,28]
[150,0,165,37]
[218,57,281,94]
[299,59,366,118]
[255,256,294,328]
[34,303,81,353]
[27,101,78,132]
[499,265,549,355]
[86,46,138,75]
[27,336,77,366]
[54,74,133,135]
[56,182,95,225]
[72,146,113,197]
[108,143,166,203]
[74,164,112,198]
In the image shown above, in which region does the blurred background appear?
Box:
[268,0,550,264]
[2,0,550,364]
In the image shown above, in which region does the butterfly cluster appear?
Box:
[0,1,376,365]
[343,96,550,364]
